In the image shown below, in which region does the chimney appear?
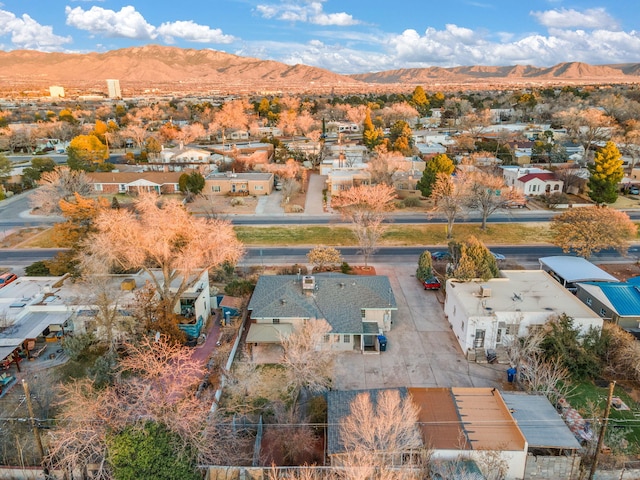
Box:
[302,275,315,295]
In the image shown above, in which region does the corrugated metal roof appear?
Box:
[583,281,640,316]
[502,393,581,450]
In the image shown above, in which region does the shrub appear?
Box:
[25,260,51,276]
[403,197,421,208]
[278,264,309,275]
[341,262,352,274]
[543,192,569,209]
[230,197,246,206]
[61,333,96,361]
[290,204,304,213]
[225,279,255,296]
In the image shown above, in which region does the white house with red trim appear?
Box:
[501,166,563,196]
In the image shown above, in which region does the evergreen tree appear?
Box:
[416,153,455,197]
[362,109,383,150]
[588,141,624,204]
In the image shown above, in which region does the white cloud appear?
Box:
[157,21,235,44]
[65,5,155,39]
[65,5,234,45]
[256,0,359,26]
[0,9,71,50]
[531,8,618,30]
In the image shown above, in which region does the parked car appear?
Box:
[431,251,451,261]
[630,186,640,195]
[0,272,17,288]
[421,276,442,290]
[490,251,506,261]
[505,199,527,208]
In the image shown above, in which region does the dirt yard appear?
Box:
[598,263,640,281]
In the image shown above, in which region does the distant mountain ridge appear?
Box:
[0,45,638,94]
[349,62,638,84]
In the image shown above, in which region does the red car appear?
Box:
[0,272,17,288]
[422,276,441,290]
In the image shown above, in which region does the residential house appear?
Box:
[159,144,212,163]
[326,168,371,195]
[327,387,528,480]
[0,270,212,368]
[501,166,563,196]
[246,273,397,357]
[576,277,640,329]
[444,270,603,356]
[86,171,182,195]
[204,172,274,196]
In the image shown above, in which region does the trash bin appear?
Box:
[378,335,387,352]
[507,367,517,383]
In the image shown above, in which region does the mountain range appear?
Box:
[1,45,639,95]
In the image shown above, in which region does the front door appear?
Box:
[474,329,485,348]
[496,328,504,345]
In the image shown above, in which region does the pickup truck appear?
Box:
[421,276,442,290]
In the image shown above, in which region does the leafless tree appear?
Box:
[337,389,426,480]
[29,167,93,215]
[430,172,467,238]
[83,193,244,327]
[464,171,524,229]
[281,319,336,406]
[331,184,396,267]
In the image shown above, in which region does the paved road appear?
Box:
[332,263,505,390]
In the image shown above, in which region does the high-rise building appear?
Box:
[49,85,65,98]
[106,79,121,99]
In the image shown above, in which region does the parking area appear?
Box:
[332,263,505,391]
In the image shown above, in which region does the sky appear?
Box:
[1,0,639,74]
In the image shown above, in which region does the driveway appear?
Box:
[332,263,505,390]
[304,173,327,214]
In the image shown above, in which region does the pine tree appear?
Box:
[588,141,624,204]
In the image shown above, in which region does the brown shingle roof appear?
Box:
[86,171,183,185]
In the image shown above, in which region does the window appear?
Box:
[272,318,280,324]
[212,185,221,192]
[334,334,340,343]
[255,185,263,190]
[343,334,350,343]
[94,183,103,192]
[361,309,366,318]
[505,324,518,335]
[461,320,465,330]
[323,334,330,343]
[118,184,126,193]
[586,297,592,306]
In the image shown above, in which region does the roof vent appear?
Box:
[480,286,492,297]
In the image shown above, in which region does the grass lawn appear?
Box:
[570,380,640,453]
[235,222,554,247]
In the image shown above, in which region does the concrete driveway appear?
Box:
[332,263,505,390]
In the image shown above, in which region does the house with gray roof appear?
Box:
[246,273,396,354]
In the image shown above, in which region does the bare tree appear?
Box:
[29,167,93,215]
[464,171,524,229]
[331,184,396,267]
[48,337,232,475]
[281,319,336,406]
[119,124,149,151]
[83,193,244,329]
[431,173,467,239]
[367,150,404,186]
[338,389,425,479]
[555,108,615,161]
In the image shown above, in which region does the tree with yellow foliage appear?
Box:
[587,141,624,204]
[551,206,637,258]
[67,134,109,171]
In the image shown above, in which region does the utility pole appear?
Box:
[22,379,49,477]
[588,381,616,480]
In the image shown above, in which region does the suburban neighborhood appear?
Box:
[1,70,640,480]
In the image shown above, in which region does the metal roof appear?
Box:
[539,256,618,283]
[502,393,581,450]
[581,279,640,316]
